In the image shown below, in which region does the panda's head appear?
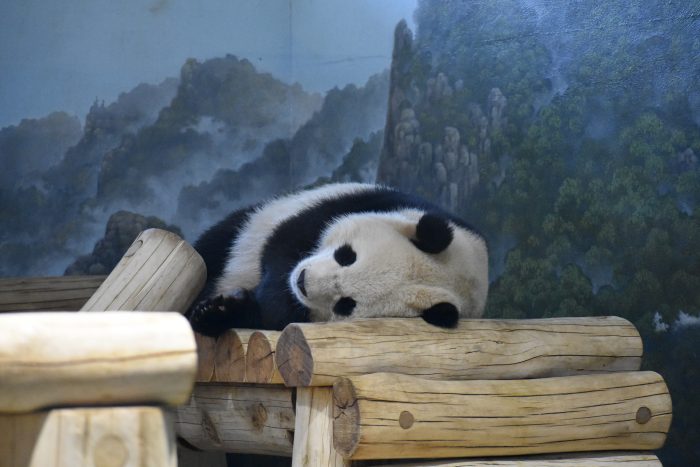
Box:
[289,210,488,328]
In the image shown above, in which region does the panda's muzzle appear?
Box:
[297,269,307,297]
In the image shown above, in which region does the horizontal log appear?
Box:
[356,451,661,466]
[332,372,671,460]
[175,383,295,456]
[246,330,284,384]
[0,406,175,467]
[0,312,197,413]
[80,228,205,313]
[275,317,642,387]
[0,275,106,312]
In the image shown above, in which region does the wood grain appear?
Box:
[0,275,106,312]
[80,228,205,313]
[293,387,351,467]
[0,312,197,413]
[355,451,662,466]
[0,406,176,467]
[276,317,642,386]
[332,372,671,460]
[175,383,295,456]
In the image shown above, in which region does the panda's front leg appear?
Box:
[187,289,262,337]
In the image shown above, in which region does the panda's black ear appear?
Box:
[411,214,453,254]
[421,302,459,328]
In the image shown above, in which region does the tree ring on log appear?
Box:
[333,377,360,457]
[276,324,313,386]
[247,331,274,383]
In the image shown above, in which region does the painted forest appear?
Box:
[375,2,699,464]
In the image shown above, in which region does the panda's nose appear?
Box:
[297,269,307,297]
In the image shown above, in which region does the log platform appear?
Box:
[0,228,672,466]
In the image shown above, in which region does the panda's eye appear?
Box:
[333,297,356,316]
[333,244,356,267]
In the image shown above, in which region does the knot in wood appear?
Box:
[251,402,268,431]
[93,434,128,467]
[636,406,652,424]
[399,410,414,429]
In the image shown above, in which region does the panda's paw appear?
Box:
[187,295,234,337]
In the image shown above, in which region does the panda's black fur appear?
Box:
[187,184,485,336]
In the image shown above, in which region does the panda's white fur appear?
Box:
[188,183,488,335]
[215,183,372,295]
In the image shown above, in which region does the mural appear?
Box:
[1,0,699,464]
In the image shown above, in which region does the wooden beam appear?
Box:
[0,312,197,413]
[332,372,671,460]
[175,383,295,456]
[275,317,642,387]
[293,387,350,467]
[0,406,176,467]
[0,275,106,312]
[355,451,662,466]
[80,228,205,313]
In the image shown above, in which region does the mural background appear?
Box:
[1,1,698,464]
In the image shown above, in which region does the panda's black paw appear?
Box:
[187,294,236,337]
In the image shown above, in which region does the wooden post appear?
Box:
[332,372,672,460]
[0,312,197,413]
[175,384,295,456]
[80,228,205,313]
[0,275,106,312]
[293,387,350,467]
[354,451,662,466]
[0,406,176,467]
[276,317,642,387]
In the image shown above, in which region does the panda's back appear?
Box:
[214,183,377,295]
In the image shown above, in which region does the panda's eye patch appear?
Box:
[333,244,356,266]
[333,297,356,316]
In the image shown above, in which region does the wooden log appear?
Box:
[356,451,662,466]
[175,383,295,456]
[0,406,176,467]
[332,372,672,460]
[246,330,284,384]
[213,329,247,382]
[0,311,197,413]
[0,275,106,312]
[80,228,206,313]
[276,317,642,387]
[195,332,217,382]
[293,387,350,467]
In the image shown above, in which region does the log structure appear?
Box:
[246,330,284,384]
[0,312,197,413]
[332,372,671,460]
[275,317,642,387]
[80,228,205,314]
[175,384,295,456]
[0,275,105,312]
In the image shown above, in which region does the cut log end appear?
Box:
[333,377,360,458]
[276,324,313,386]
[214,330,246,382]
[246,331,275,383]
[195,333,216,382]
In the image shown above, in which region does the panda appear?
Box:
[187,183,488,336]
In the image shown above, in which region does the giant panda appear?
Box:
[187,183,488,336]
